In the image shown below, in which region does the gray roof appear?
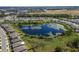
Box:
[12,41,23,48]
[11,39,21,43]
[13,45,26,52]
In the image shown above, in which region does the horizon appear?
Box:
[0,6,79,10]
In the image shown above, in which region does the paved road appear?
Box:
[0,26,9,52]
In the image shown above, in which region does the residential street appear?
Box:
[0,26,9,52]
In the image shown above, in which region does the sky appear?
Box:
[0,0,78,6]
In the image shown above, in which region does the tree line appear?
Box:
[17,14,79,19]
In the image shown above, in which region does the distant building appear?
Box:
[75,28,79,32]
[17,10,28,15]
[4,12,16,15]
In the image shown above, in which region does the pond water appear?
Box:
[20,23,65,36]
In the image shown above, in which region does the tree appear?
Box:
[54,47,64,52]
[67,39,79,49]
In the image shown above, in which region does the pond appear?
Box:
[20,23,65,36]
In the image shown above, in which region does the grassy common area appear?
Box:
[9,20,79,52]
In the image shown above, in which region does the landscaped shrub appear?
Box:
[67,39,79,49]
[54,46,64,52]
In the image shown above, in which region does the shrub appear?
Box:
[54,46,64,52]
[67,39,79,49]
